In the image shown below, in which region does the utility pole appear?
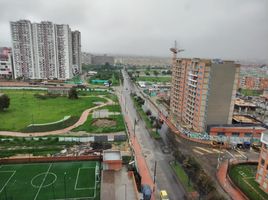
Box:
[153,161,157,192]
[134,118,137,138]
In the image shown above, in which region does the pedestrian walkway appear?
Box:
[124,113,155,199]
[217,160,247,200]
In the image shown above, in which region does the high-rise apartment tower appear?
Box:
[170,58,240,132]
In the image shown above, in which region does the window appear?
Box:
[232,132,240,137]
[261,159,265,166]
[244,133,252,137]
[266,164,268,170]
[217,132,225,136]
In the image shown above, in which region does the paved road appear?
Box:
[118,70,186,200]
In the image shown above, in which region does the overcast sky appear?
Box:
[0,0,267,61]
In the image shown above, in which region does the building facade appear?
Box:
[32,21,57,79]
[0,47,13,79]
[240,76,268,90]
[54,24,73,80]
[10,20,80,80]
[256,131,268,193]
[71,31,81,74]
[170,58,240,132]
[10,20,35,79]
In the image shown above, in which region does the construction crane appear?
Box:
[170,40,184,54]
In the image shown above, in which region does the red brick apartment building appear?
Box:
[240,76,268,90]
[170,58,240,132]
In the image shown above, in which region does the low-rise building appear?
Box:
[256,131,268,193]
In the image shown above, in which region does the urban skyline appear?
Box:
[10,19,81,80]
[0,0,267,62]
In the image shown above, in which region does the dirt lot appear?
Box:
[92,119,117,127]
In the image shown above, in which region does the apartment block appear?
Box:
[10,20,81,80]
[10,20,35,79]
[170,58,240,132]
[256,131,268,193]
[0,47,13,78]
[54,24,73,80]
[240,76,268,90]
[32,21,57,79]
[72,31,81,74]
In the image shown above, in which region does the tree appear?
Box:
[68,88,78,99]
[108,80,112,87]
[0,94,10,111]
[196,170,215,197]
[145,71,150,76]
[153,70,159,77]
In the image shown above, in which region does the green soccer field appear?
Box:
[0,161,100,200]
[229,164,268,200]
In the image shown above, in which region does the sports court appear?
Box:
[0,161,100,200]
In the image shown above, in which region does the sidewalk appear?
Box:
[124,114,155,198]
[217,160,247,200]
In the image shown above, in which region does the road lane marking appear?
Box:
[195,147,213,153]
[212,149,223,153]
[226,150,236,159]
[235,150,247,159]
[193,149,204,155]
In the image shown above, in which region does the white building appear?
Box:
[72,31,81,74]
[10,20,81,80]
[32,21,57,79]
[10,20,35,79]
[55,24,73,80]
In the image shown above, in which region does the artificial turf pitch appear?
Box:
[0,161,100,200]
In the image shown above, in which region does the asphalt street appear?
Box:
[117,70,187,200]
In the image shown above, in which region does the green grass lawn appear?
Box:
[136,76,171,83]
[240,89,262,96]
[0,90,106,132]
[229,164,268,200]
[171,162,195,192]
[0,161,100,200]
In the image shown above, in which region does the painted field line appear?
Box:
[51,197,93,200]
[33,164,52,200]
[74,167,96,190]
[0,171,16,193]
[195,147,213,153]
[193,149,204,155]
[243,178,266,200]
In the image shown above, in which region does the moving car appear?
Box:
[160,190,169,200]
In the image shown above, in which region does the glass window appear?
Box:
[244,133,252,137]
[261,159,265,166]
[232,132,240,137]
[217,132,225,136]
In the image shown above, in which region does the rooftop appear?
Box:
[235,99,256,107]
[233,115,261,124]
[103,150,121,161]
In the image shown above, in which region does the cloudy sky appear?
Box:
[0,0,267,61]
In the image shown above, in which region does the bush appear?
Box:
[0,94,10,111]
[146,109,152,116]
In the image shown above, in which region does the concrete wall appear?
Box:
[206,63,238,126]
